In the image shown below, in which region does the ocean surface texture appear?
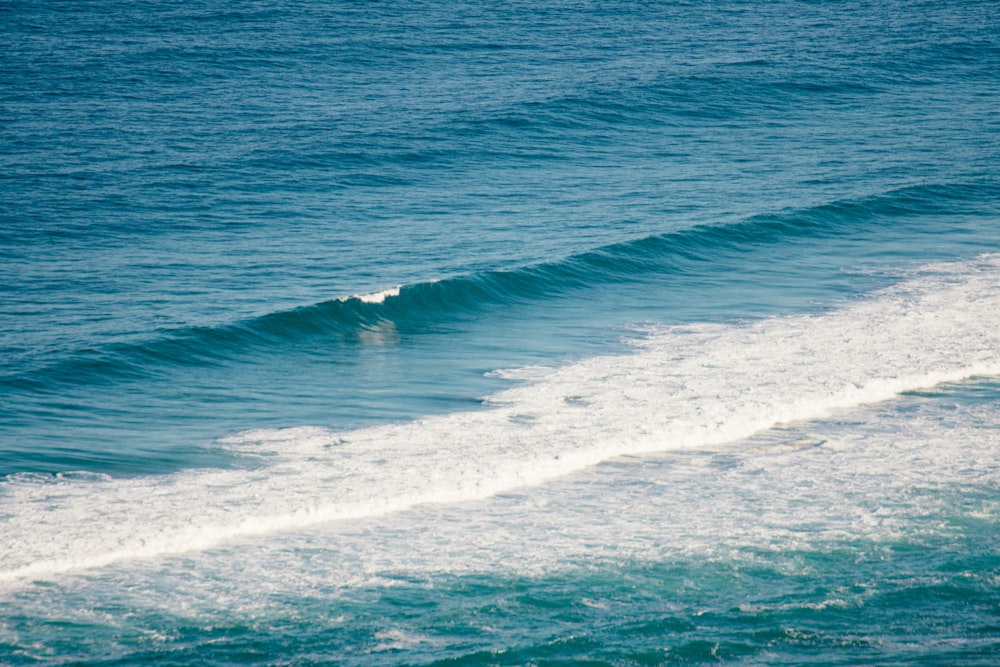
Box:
[2,0,1000,664]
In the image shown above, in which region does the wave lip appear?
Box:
[350,285,402,304]
[1,254,998,586]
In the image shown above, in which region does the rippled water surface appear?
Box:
[2,0,999,664]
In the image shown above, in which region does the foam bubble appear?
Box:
[1,255,998,585]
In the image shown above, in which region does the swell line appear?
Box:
[3,179,997,390]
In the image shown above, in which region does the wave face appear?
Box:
[2,0,1000,663]
[5,179,999,383]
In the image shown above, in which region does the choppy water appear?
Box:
[2,0,999,664]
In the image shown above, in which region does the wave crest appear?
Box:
[4,180,997,388]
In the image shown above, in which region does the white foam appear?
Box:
[15,388,995,618]
[350,286,401,304]
[2,255,999,585]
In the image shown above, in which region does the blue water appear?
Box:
[2,0,1000,664]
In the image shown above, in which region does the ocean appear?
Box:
[2,0,999,664]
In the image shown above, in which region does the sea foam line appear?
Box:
[1,255,998,586]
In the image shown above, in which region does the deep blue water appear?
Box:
[2,0,999,664]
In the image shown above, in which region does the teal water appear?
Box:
[2,0,999,664]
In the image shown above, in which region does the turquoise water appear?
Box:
[2,0,999,664]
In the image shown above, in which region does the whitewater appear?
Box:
[4,254,997,586]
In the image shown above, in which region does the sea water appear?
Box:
[2,0,999,664]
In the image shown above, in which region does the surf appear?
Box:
[2,253,997,586]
